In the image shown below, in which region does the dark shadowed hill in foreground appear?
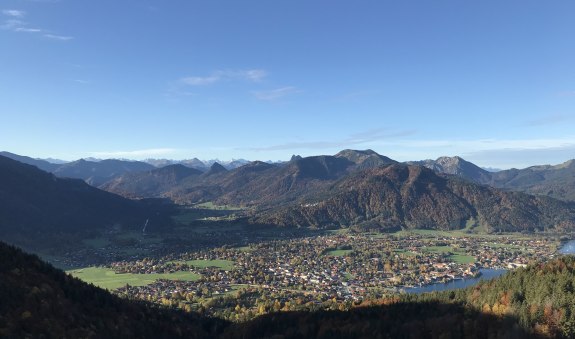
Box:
[0,241,226,338]
[0,241,543,339]
[0,155,174,248]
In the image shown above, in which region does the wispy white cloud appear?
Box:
[181,74,220,86]
[246,128,417,151]
[365,136,575,169]
[15,27,42,32]
[1,9,72,41]
[252,86,299,101]
[523,114,571,127]
[89,148,179,159]
[180,69,267,86]
[43,33,73,41]
[2,9,25,17]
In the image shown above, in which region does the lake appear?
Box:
[559,240,575,254]
[404,268,507,294]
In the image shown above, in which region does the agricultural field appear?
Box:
[324,249,353,257]
[68,267,201,290]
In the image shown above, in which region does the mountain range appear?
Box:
[411,156,575,201]
[3,149,575,234]
[0,155,173,248]
[5,150,575,203]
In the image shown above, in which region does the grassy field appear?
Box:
[421,245,476,264]
[325,249,353,257]
[449,254,476,264]
[169,259,235,271]
[68,267,201,290]
[423,245,454,253]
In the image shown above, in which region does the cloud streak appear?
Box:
[2,9,25,17]
[523,114,571,127]
[180,69,267,86]
[1,8,73,41]
[246,128,417,151]
[252,86,299,101]
[89,148,179,159]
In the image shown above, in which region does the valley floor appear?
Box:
[66,226,563,322]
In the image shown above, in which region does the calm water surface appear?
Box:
[404,268,507,294]
[559,240,575,254]
[404,239,575,294]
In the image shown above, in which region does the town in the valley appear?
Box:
[67,228,564,322]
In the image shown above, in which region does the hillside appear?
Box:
[53,158,156,186]
[0,241,225,338]
[254,164,575,232]
[414,156,575,202]
[0,155,173,247]
[101,164,203,199]
[409,156,492,184]
[0,151,60,172]
[104,150,397,207]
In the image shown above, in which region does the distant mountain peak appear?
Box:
[205,162,228,176]
[335,149,396,169]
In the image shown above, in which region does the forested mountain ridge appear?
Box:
[414,156,575,202]
[0,155,174,247]
[254,164,575,233]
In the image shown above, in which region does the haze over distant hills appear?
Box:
[3,148,575,234]
[97,150,575,233]
[411,156,575,201]
[0,155,173,248]
[5,149,575,203]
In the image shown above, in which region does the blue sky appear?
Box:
[1,0,574,169]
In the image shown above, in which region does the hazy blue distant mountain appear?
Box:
[335,149,397,169]
[203,162,228,176]
[408,156,492,184]
[42,157,68,164]
[0,151,61,172]
[100,164,203,198]
[0,155,170,247]
[53,159,155,186]
[411,156,575,201]
[489,159,575,201]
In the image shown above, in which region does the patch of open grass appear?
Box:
[423,245,453,253]
[449,254,476,264]
[325,249,353,257]
[68,267,201,290]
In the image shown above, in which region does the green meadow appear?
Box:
[68,267,201,290]
[325,249,353,257]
